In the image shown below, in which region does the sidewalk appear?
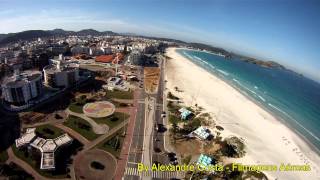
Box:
[114,90,140,180]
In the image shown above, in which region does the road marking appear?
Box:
[127,161,139,165]
[125,167,181,179]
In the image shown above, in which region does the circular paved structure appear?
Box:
[75,149,117,180]
[83,101,115,118]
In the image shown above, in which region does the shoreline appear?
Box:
[178,48,320,156]
[165,47,320,180]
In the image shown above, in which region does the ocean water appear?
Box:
[177,49,320,151]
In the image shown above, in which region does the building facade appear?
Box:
[43,55,79,88]
[2,70,43,105]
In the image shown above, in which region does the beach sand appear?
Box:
[165,47,320,180]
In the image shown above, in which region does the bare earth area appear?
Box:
[74,149,117,180]
[144,67,160,94]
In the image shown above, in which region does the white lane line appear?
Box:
[127,161,139,165]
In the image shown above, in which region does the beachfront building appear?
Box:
[192,126,211,140]
[43,55,80,88]
[197,154,213,168]
[15,128,73,170]
[178,108,192,120]
[2,70,43,105]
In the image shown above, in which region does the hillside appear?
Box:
[0,29,119,45]
[0,30,52,44]
[187,42,230,56]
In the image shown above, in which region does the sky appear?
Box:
[0,0,319,82]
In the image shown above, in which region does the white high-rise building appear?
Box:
[43,55,79,88]
[2,70,43,105]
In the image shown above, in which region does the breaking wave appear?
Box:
[268,103,320,142]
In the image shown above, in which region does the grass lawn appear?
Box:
[68,103,84,113]
[35,124,64,139]
[169,114,182,124]
[98,128,125,158]
[11,138,83,179]
[0,162,34,180]
[92,112,129,129]
[105,90,133,99]
[12,145,36,168]
[167,101,181,113]
[0,150,8,163]
[181,155,192,165]
[111,100,132,108]
[11,146,68,178]
[63,115,99,141]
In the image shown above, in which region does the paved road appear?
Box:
[124,54,182,180]
[124,67,148,180]
[125,167,185,179]
[151,54,184,179]
[114,91,139,179]
[141,96,156,180]
[152,55,171,163]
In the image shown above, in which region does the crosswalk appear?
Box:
[125,167,184,179]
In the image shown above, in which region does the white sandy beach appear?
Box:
[165,47,320,180]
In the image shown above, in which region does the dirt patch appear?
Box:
[74,149,117,180]
[174,139,202,156]
[203,142,222,154]
[20,112,47,124]
[144,67,160,94]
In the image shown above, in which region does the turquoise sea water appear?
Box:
[177,49,320,151]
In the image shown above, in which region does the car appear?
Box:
[153,161,161,166]
[169,156,177,162]
[157,124,167,132]
[170,160,178,165]
[167,152,176,159]
[154,147,161,153]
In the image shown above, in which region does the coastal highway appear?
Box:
[124,54,181,180]
[151,54,184,179]
[124,67,147,180]
[151,55,170,164]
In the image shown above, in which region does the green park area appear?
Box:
[0,150,8,163]
[68,103,83,113]
[92,112,129,129]
[63,115,99,141]
[35,124,64,139]
[105,90,133,99]
[98,128,125,158]
[10,125,83,178]
[0,162,34,180]
[68,95,88,113]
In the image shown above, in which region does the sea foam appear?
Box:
[268,103,320,142]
